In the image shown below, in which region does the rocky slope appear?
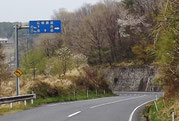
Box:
[105,66,161,92]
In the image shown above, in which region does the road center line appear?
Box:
[90,95,146,109]
[128,99,154,121]
[68,111,81,118]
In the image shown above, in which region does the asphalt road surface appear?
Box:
[0,92,162,121]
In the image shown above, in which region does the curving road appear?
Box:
[0,92,162,121]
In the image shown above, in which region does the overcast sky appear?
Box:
[0,0,101,22]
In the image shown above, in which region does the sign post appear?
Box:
[14,25,19,96]
[14,20,61,96]
[14,25,29,96]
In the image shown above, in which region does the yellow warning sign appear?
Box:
[14,69,23,77]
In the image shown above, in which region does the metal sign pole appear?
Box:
[13,20,61,96]
[14,24,20,96]
[14,25,29,96]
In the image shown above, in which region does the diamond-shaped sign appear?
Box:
[14,69,23,77]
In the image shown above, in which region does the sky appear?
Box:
[0,0,101,22]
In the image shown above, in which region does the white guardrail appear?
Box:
[0,94,36,108]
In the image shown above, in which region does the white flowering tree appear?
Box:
[56,46,73,75]
[117,6,146,37]
[73,54,87,68]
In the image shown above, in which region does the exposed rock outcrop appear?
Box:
[105,66,160,91]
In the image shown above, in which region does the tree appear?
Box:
[56,46,73,75]
[154,0,179,97]
[73,54,87,68]
[35,34,60,58]
[22,50,46,80]
[132,42,155,64]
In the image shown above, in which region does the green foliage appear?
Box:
[88,48,111,65]
[29,81,59,98]
[144,97,179,121]
[154,0,179,97]
[132,42,155,64]
[156,31,176,63]
[21,50,47,79]
[123,0,134,9]
[46,57,63,76]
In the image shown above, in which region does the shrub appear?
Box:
[29,81,58,98]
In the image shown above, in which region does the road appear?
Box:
[0,92,162,121]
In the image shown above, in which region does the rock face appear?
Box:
[105,66,160,91]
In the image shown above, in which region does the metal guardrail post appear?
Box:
[31,99,34,104]
[24,100,27,106]
[87,90,89,98]
[171,108,175,121]
[10,103,13,108]
[96,89,98,96]
[154,101,158,112]
[155,95,158,100]
[73,90,76,98]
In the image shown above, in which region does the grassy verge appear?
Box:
[143,97,179,121]
[0,93,115,116]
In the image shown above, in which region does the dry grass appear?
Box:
[147,97,179,121]
[0,66,86,97]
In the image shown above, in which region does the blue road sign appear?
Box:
[29,20,61,34]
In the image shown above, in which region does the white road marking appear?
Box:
[48,104,58,107]
[90,95,146,109]
[128,99,154,121]
[47,102,74,107]
[68,111,81,118]
[47,96,123,107]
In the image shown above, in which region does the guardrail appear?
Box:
[0,94,36,108]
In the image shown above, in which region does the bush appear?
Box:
[29,81,59,98]
[72,66,111,92]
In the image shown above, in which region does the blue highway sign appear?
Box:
[29,20,61,34]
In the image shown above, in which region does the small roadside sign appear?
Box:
[29,20,62,34]
[14,69,23,77]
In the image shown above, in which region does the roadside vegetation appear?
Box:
[143,97,179,121]
[143,0,179,120]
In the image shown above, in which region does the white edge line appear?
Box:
[128,99,154,121]
[68,111,81,118]
[90,95,146,109]
[48,104,58,107]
